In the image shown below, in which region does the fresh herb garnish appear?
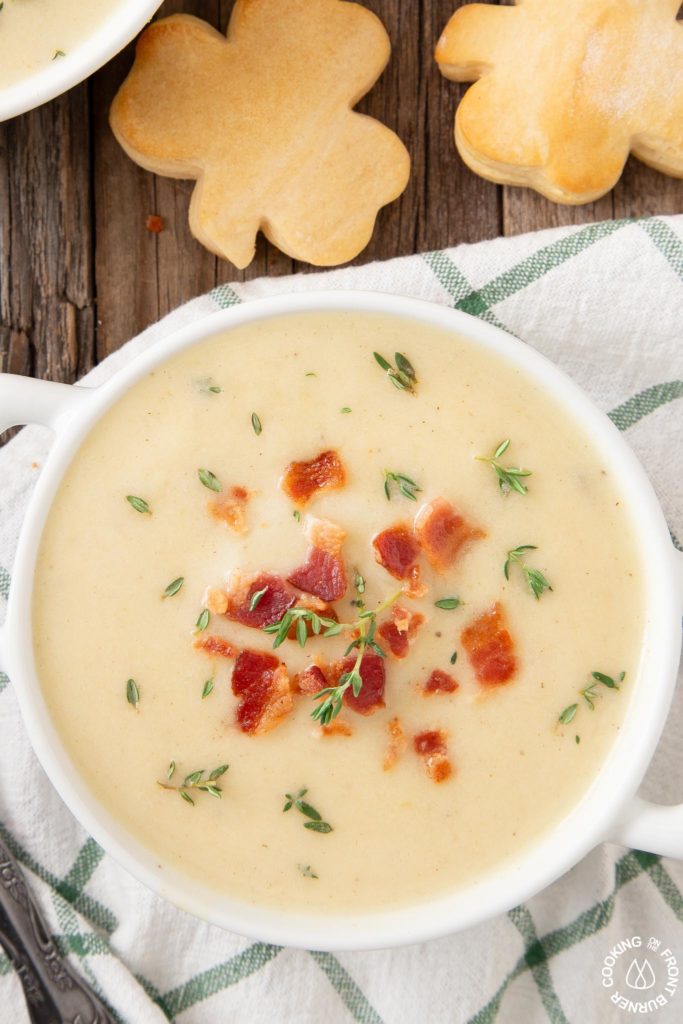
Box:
[373,351,417,393]
[196,377,222,394]
[283,788,333,833]
[383,470,421,501]
[354,571,366,595]
[450,651,458,665]
[195,608,210,632]
[265,591,401,724]
[558,671,625,729]
[126,678,140,709]
[476,440,532,495]
[504,546,552,600]
[201,678,214,699]
[298,864,319,879]
[162,576,184,599]
[52,49,66,60]
[435,597,461,611]
[126,495,151,514]
[251,413,262,436]
[293,510,301,522]
[341,407,352,414]
[158,763,229,804]
[198,468,221,492]
[249,587,268,612]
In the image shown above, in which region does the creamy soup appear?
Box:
[0,0,121,91]
[33,311,643,914]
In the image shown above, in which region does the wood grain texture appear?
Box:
[1,0,682,404]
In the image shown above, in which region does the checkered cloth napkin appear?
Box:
[1,216,682,1024]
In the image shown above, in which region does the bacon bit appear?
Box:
[287,516,347,601]
[405,564,427,598]
[413,729,453,782]
[193,635,236,659]
[321,720,353,737]
[373,523,421,581]
[294,663,328,695]
[414,497,485,572]
[383,716,406,771]
[145,214,164,233]
[231,649,292,734]
[225,571,296,629]
[208,486,251,534]
[337,652,386,716]
[281,449,346,505]
[461,602,516,686]
[422,669,459,695]
[206,587,229,615]
[377,605,425,659]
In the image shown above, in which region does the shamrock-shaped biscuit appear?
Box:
[436,0,683,204]
[111,2,409,267]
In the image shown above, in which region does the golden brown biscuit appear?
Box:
[436,0,683,205]
[110,2,409,268]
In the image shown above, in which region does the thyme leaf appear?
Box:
[558,671,625,730]
[126,495,150,514]
[251,413,262,436]
[373,351,418,393]
[201,678,214,699]
[298,864,319,879]
[126,678,140,709]
[198,468,221,492]
[476,440,532,496]
[384,470,421,502]
[504,546,552,600]
[162,576,184,599]
[195,608,210,632]
[249,587,268,612]
[435,597,461,610]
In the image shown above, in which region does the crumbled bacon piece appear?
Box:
[206,588,229,615]
[332,652,386,716]
[461,602,516,686]
[231,649,292,734]
[281,449,346,505]
[414,497,485,572]
[225,572,296,629]
[377,605,425,659]
[208,486,251,534]
[193,635,236,659]
[145,214,164,233]
[422,669,459,695]
[321,720,353,737]
[294,663,328,695]
[383,716,406,771]
[373,523,421,581]
[287,517,347,601]
[413,729,452,782]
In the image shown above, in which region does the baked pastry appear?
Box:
[436,0,683,204]
[110,2,410,267]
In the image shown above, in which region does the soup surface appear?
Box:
[0,0,121,91]
[33,310,644,914]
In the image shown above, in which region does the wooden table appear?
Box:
[2,0,682,397]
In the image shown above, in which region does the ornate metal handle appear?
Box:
[0,837,116,1023]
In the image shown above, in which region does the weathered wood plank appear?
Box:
[503,188,614,237]
[613,156,683,219]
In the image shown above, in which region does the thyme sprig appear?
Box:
[158,763,229,805]
[558,670,625,729]
[384,470,421,501]
[264,590,402,724]
[476,439,532,495]
[283,788,333,833]
[373,351,417,393]
[504,546,552,600]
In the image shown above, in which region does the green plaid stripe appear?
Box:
[608,380,683,431]
[209,282,242,309]
[507,906,570,1024]
[309,952,384,1024]
[0,565,9,600]
[640,218,683,279]
[0,672,7,695]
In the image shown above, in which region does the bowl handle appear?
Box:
[608,546,683,858]
[0,373,92,433]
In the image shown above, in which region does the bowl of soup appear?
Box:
[0,0,162,122]
[0,292,681,950]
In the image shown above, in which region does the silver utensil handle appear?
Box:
[0,837,116,1023]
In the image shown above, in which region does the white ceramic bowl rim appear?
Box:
[0,0,162,123]
[0,291,681,951]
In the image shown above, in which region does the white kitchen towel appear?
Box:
[1,216,682,1024]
